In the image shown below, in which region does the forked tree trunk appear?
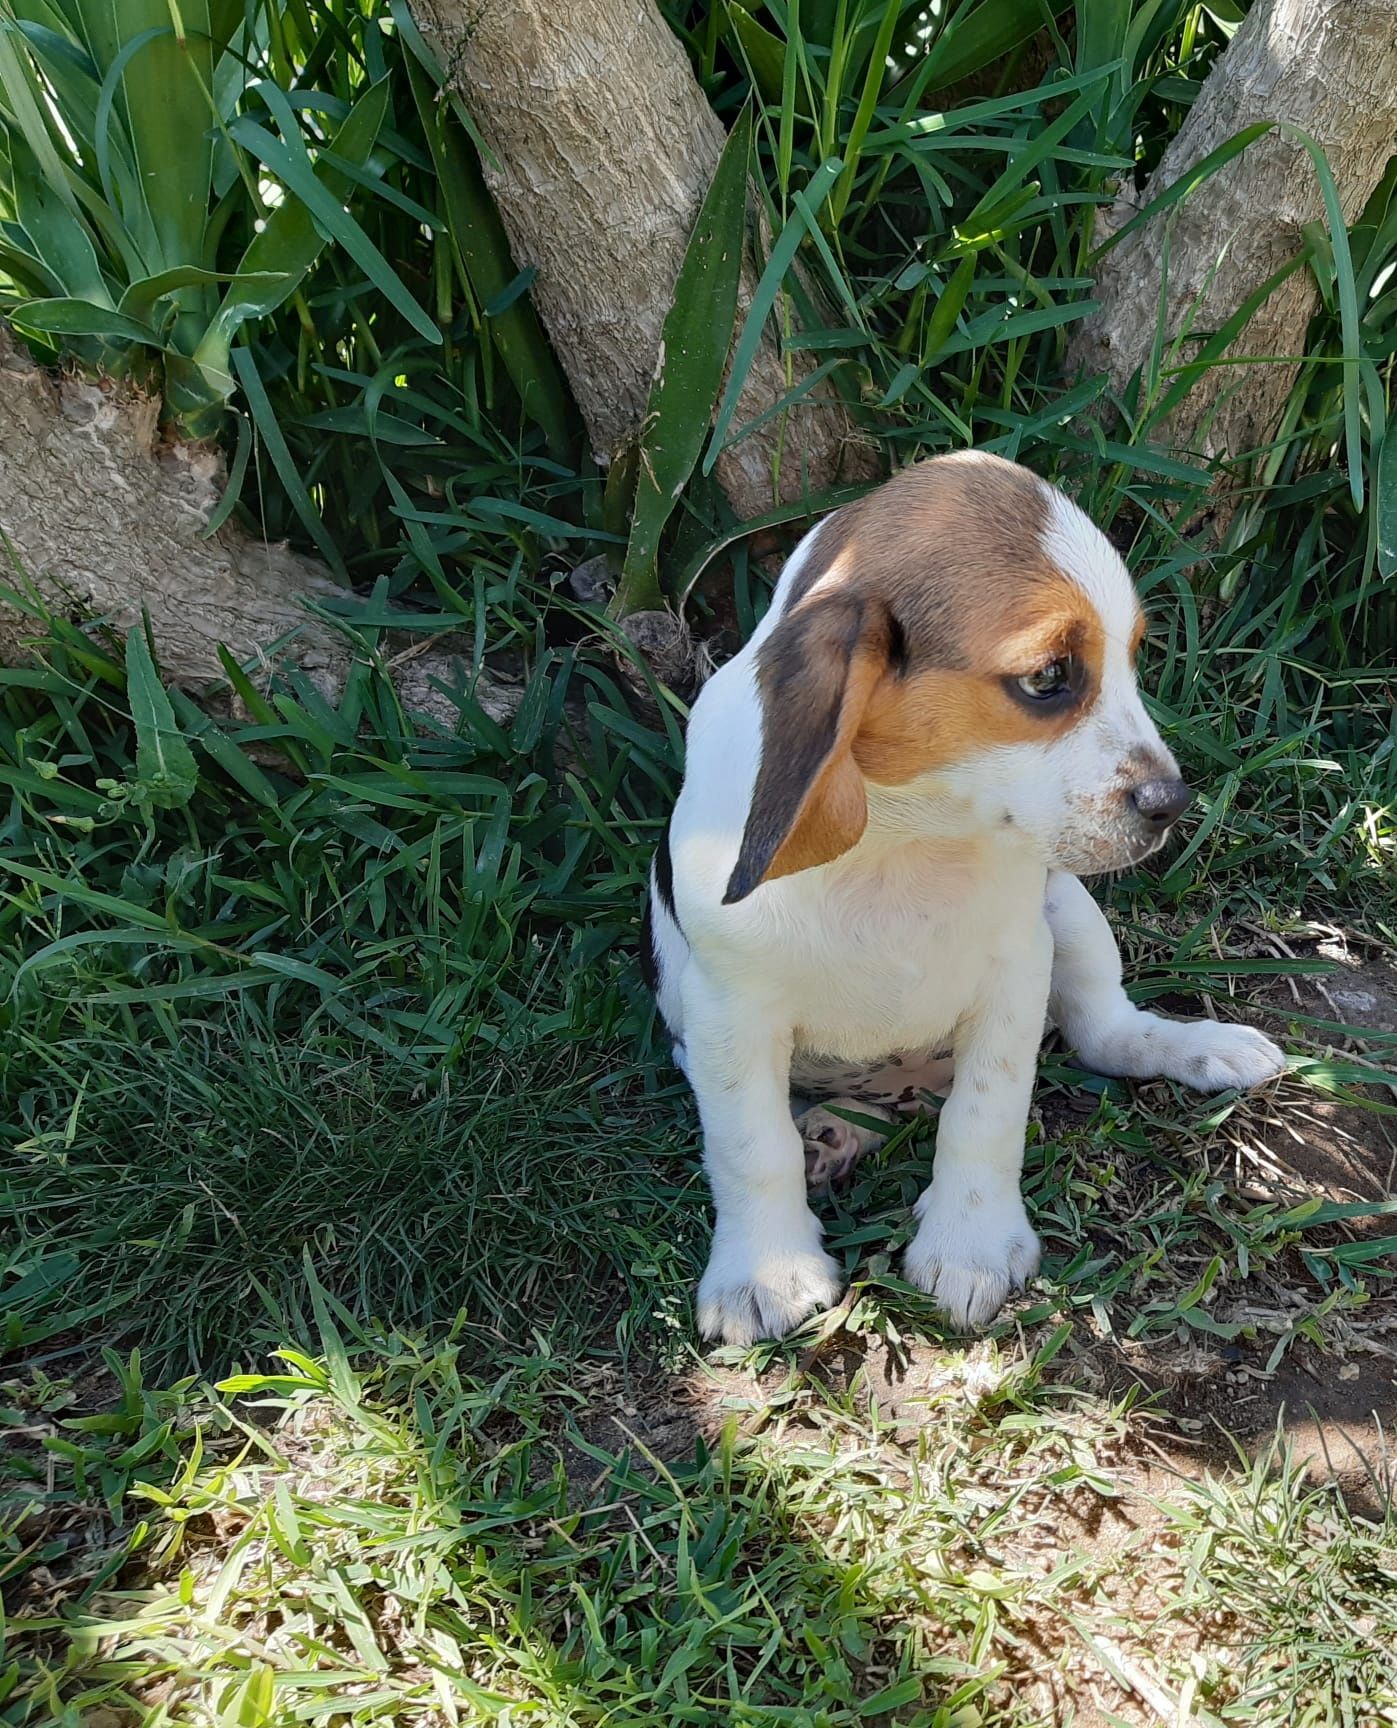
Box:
[0,328,515,726]
[1072,0,1397,467]
[409,0,874,518]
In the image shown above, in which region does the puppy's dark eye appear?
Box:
[1014,659,1072,701]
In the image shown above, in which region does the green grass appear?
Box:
[3,1006,696,1374]
[7,1268,1397,1724]
[4,0,1397,1721]
[3,782,1396,1726]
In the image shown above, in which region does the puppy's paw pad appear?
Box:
[903,1190,1040,1331]
[1171,1021,1286,1092]
[697,1244,842,1346]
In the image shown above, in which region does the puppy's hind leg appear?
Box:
[1046,872,1285,1091]
[792,1048,956,1188]
[795,1099,895,1188]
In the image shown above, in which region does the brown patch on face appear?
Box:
[854,582,1104,783]
[726,453,1125,900]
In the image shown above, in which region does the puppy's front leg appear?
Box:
[1045,872,1285,1089]
[684,977,841,1346]
[904,921,1051,1328]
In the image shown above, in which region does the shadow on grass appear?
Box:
[1,1003,700,1381]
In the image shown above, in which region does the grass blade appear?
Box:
[1378,405,1397,579]
[231,87,439,344]
[703,153,843,477]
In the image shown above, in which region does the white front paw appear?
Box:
[903,1182,1040,1330]
[697,1219,842,1346]
[1156,1019,1286,1092]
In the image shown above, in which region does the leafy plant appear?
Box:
[2,2,394,432]
[2,7,1397,1724]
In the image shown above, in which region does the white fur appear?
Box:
[650,470,1285,1346]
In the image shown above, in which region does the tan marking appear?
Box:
[854,585,1104,784]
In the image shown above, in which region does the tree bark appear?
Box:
[0,326,516,728]
[410,0,874,519]
[1071,0,1397,466]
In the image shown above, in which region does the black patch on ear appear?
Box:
[724,595,865,904]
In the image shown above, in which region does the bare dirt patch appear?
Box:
[1304,953,1397,1037]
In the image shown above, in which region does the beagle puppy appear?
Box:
[643,452,1285,1346]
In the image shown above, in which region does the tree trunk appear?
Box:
[409,0,874,519]
[1071,0,1397,467]
[0,327,516,729]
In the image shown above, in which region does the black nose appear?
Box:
[1129,777,1193,828]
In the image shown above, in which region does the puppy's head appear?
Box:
[725,452,1186,902]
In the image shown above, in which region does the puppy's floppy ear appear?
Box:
[725,593,890,904]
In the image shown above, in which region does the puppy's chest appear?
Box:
[782,857,1034,1057]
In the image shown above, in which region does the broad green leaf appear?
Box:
[9,294,157,345]
[229,81,439,344]
[921,252,976,361]
[703,150,844,477]
[196,76,394,399]
[720,0,787,102]
[92,23,167,228]
[617,105,753,614]
[1073,0,1132,144]
[7,130,109,302]
[100,4,223,279]
[397,18,573,459]
[0,24,82,218]
[119,265,289,322]
[125,626,199,808]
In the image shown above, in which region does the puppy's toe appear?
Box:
[797,1103,890,1189]
[697,1236,843,1346]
